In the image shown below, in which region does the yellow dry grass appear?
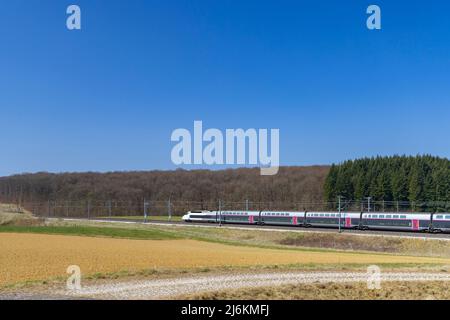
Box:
[1,233,449,286]
[0,204,37,226]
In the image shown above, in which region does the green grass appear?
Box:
[95,215,182,222]
[0,225,181,240]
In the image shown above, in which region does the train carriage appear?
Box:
[305,212,360,229]
[259,211,301,226]
[432,214,450,232]
[182,210,450,233]
[361,213,430,232]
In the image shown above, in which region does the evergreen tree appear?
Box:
[324,155,449,211]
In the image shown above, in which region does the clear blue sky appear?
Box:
[1,1,450,176]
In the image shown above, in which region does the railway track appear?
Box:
[55,217,450,240]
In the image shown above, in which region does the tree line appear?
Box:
[324,155,450,210]
[2,155,448,213]
[0,166,328,209]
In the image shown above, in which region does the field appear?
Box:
[3,232,450,287]
[1,207,450,299]
[180,281,450,300]
[0,204,40,226]
[95,215,182,222]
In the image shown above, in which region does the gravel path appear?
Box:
[46,272,450,300]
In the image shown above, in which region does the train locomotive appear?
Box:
[182,210,450,233]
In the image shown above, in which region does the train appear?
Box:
[182,210,450,233]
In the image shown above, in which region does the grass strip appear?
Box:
[0,225,180,240]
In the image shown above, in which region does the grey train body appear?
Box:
[182,210,450,233]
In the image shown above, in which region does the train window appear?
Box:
[373,215,378,218]
[386,215,391,219]
[400,215,406,219]
[393,215,399,219]
[379,215,384,218]
[445,216,450,219]
[436,215,443,219]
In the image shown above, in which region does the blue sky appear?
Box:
[1,1,450,176]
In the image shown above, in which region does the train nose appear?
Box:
[182,214,189,221]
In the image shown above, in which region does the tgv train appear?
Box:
[182,210,450,233]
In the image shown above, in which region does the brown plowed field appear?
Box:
[1,233,449,286]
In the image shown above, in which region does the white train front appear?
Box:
[182,210,450,233]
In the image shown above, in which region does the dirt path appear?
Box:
[40,272,450,299]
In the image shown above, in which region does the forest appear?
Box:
[324,155,450,210]
[0,166,328,208]
[1,155,448,213]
